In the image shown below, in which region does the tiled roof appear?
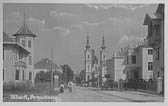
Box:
[34,58,59,69]
[13,22,37,37]
[3,32,14,42]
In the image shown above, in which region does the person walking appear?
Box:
[68,81,73,92]
[60,82,65,93]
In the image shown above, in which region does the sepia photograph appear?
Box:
[1,0,166,103]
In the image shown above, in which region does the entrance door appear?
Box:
[134,71,139,79]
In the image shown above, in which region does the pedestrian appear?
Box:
[68,81,73,92]
[60,82,65,93]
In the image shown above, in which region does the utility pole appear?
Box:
[50,46,53,94]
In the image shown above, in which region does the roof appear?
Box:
[3,32,14,42]
[143,13,162,25]
[34,58,59,69]
[156,4,164,14]
[3,42,30,54]
[13,22,37,37]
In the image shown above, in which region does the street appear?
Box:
[58,86,164,102]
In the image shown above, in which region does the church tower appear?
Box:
[100,36,107,65]
[100,36,107,79]
[84,35,92,82]
[13,10,37,82]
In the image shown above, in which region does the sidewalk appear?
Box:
[86,87,164,102]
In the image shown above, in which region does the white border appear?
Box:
[0,0,168,106]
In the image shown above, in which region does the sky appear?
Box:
[3,3,158,74]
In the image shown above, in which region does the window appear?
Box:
[127,56,129,64]
[156,48,160,60]
[28,40,31,48]
[154,24,160,35]
[29,56,32,65]
[22,40,26,47]
[148,62,153,70]
[3,69,4,80]
[157,72,160,77]
[29,72,32,80]
[88,54,89,59]
[148,49,153,55]
[19,53,23,60]
[149,22,153,36]
[103,54,105,59]
[132,55,136,64]
[15,69,19,80]
[14,52,17,61]
[22,70,24,80]
[3,47,4,60]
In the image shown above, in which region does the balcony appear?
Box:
[148,34,161,47]
[14,61,27,68]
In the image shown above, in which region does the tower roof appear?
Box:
[13,10,37,37]
[13,22,37,37]
[3,32,14,42]
[85,35,90,48]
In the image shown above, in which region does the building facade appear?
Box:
[110,55,126,82]
[3,15,37,83]
[143,4,164,93]
[125,43,154,81]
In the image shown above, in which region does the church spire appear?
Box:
[86,34,90,49]
[101,35,106,49]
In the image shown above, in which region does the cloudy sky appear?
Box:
[3,3,158,74]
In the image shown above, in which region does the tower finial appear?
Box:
[101,34,106,49]
[23,8,26,24]
[86,33,90,48]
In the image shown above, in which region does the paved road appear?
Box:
[58,86,164,102]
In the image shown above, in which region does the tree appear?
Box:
[105,74,111,79]
[61,64,74,83]
[35,71,47,82]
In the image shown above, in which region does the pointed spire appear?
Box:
[13,8,37,37]
[86,33,90,49]
[101,35,106,49]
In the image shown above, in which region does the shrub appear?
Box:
[3,82,36,93]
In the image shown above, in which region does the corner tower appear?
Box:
[13,10,37,83]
